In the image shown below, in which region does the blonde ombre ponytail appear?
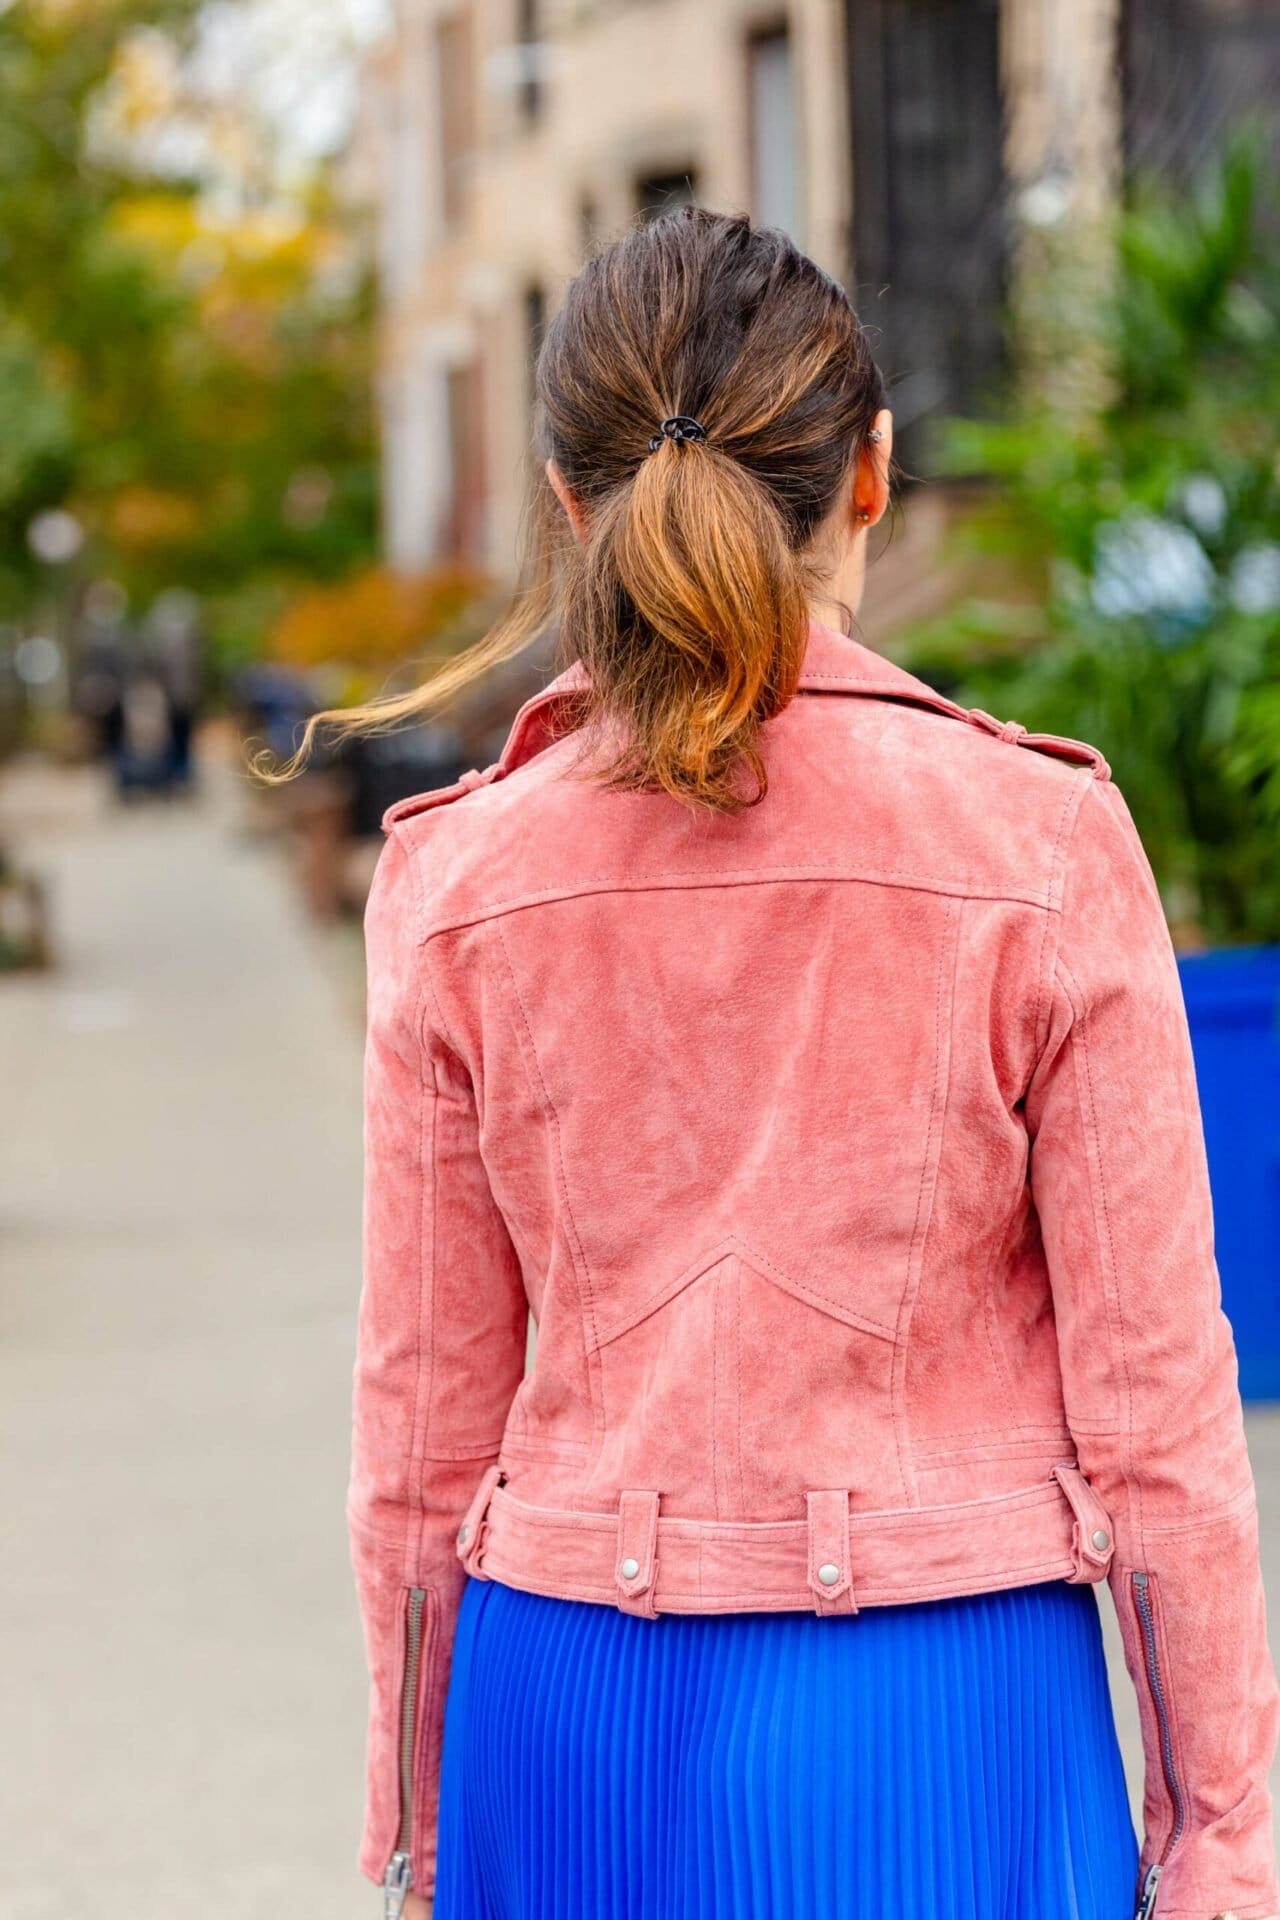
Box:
[564,427,813,807]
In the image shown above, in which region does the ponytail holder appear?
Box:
[648,415,708,453]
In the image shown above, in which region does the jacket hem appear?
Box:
[461,1466,1113,1615]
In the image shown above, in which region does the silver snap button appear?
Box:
[619,1556,640,1580]
[457,1523,469,1545]
[817,1562,841,1587]
[1091,1528,1110,1551]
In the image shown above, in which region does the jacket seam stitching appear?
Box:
[391,820,468,1066]
[712,1264,724,1519]
[413,1000,437,1581]
[500,1436,593,1466]
[492,914,604,1403]
[418,938,464,1063]
[892,896,964,1505]
[1047,770,1091,913]
[917,1440,1071,1463]
[1137,1479,1257,1533]
[1033,768,1090,1060]
[416,1440,510,1462]
[1038,779,1141,1554]
[414,947,503,1470]
[734,1261,747,1517]
[593,1232,898,1351]
[411,868,1057,943]
[918,1420,1074,1439]
[380,831,434,1585]
[796,671,963,690]
[387,821,424,927]
[1057,944,1142,1557]
[473,1556,1079,1605]
[411,884,456,1530]
[1154,1906,1275,1919]
[1010,769,1086,1447]
[493,1476,1065,1528]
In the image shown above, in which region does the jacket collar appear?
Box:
[496,619,965,774]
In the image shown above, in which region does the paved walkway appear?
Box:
[0,753,368,1920]
[1,748,1276,1918]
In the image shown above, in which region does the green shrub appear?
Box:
[900,131,1280,945]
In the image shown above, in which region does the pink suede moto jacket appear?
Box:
[349,617,1279,1920]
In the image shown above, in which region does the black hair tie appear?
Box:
[648,415,708,452]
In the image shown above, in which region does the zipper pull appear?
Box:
[1135,1860,1162,1920]
[383,1850,412,1920]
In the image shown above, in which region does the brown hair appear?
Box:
[263,207,887,813]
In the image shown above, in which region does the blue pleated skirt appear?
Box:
[434,1571,1139,1920]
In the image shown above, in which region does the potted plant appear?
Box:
[898,131,1280,1397]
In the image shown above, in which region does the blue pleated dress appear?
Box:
[433,1569,1139,1920]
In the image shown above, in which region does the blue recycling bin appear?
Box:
[1177,944,1280,1403]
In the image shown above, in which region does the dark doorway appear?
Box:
[846,0,1008,472]
[635,170,700,221]
[1122,0,1280,184]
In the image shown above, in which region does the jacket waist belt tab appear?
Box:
[615,1489,661,1617]
[458,1465,1111,1615]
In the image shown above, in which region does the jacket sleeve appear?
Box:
[1025,774,1280,1920]
[347,828,529,1906]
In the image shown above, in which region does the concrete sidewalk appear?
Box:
[1,755,370,1920]
[1,749,1276,1918]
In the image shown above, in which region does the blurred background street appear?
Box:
[2,0,1279,1913]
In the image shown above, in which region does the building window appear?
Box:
[445,359,486,561]
[517,0,542,123]
[846,0,1006,469]
[579,193,602,257]
[635,169,699,221]
[436,12,474,228]
[1122,0,1280,184]
[747,24,800,239]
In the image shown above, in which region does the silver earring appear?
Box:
[857,508,872,521]
[867,428,884,443]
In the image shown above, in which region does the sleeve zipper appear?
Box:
[1131,1570,1187,1920]
[383,1586,429,1920]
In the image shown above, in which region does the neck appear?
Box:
[804,595,859,638]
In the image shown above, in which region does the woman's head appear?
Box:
[263,207,891,811]
[537,207,891,808]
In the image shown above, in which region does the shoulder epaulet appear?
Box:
[962,708,1111,782]
[380,760,508,833]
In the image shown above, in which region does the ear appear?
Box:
[851,408,894,529]
[546,457,590,544]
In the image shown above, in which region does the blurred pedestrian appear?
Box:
[148,590,205,791]
[115,664,175,798]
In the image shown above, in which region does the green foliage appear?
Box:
[0,0,378,673]
[901,130,1280,945]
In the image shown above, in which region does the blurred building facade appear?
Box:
[367,0,1279,617]
[369,0,852,584]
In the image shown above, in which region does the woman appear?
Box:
[331,210,1279,1920]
